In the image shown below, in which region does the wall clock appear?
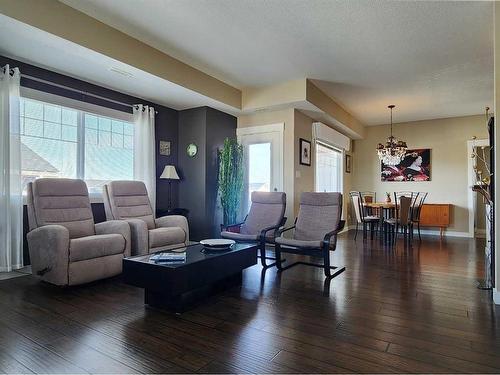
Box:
[186,143,198,157]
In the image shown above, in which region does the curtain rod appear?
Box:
[2,66,158,114]
[21,74,158,114]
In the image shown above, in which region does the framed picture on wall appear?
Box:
[159,140,171,156]
[381,148,431,181]
[345,154,351,173]
[299,138,311,166]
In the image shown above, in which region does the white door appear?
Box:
[237,124,284,212]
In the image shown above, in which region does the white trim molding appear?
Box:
[344,226,472,238]
[494,288,500,305]
[236,122,284,136]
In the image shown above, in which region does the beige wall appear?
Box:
[351,115,488,234]
[293,110,315,216]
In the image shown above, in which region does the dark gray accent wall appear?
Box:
[178,107,237,241]
[178,108,207,241]
[205,108,239,237]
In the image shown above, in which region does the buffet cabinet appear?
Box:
[419,203,451,237]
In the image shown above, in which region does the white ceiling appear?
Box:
[0,15,238,114]
[59,0,494,125]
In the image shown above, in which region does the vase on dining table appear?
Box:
[385,192,391,203]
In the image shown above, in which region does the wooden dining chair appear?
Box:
[385,192,419,245]
[360,191,377,216]
[411,192,428,241]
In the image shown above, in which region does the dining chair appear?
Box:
[349,191,379,240]
[395,191,419,207]
[385,193,417,245]
[411,192,428,241]
[360,191,376,203]
[360,191,377,216]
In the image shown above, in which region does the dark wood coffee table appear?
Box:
[122,242,258,312]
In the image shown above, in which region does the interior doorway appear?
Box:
[467,138,490,238]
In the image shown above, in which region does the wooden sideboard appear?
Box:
[419,203,451,237]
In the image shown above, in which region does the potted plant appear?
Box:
[385,192,392,203]
[218,138,244,226]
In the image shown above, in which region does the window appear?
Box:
[315,142,342,193]
[20,97,134,193]
[247,142,271,210]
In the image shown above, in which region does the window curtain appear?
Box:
[0,65,23,272]
[133,104,156,212]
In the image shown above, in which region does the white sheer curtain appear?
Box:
[133,104,156,212]
[0,65,22,272]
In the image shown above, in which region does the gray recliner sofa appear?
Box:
[103,180,189,255]
[26,178,131,286]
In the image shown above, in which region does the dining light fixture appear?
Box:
[376,105,407,166]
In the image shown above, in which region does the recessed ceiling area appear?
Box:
[0,14,239,115]
[59,0,494,125]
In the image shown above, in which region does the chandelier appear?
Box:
[376,104,407,166]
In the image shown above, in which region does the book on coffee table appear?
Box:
[150,252,186,263]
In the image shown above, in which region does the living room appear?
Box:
[0,0,499,373]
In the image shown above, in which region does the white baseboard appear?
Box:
[344,226,472,238]
[494,288,500,305]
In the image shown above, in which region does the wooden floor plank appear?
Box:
[0,234,498,373]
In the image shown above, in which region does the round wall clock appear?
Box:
[186,143,198,157]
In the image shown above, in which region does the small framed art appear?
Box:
[299,138,311,166]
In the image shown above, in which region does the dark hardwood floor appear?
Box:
[0,233,499,373]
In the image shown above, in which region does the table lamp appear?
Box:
[160,165,180,210]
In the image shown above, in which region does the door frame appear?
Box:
[236,122,284,194]
[467,138,490,238]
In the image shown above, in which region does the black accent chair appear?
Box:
[274,192,345,278]
[221,191,286,268]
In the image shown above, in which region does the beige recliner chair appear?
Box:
[103,181,189,255]
[26,178,131,286]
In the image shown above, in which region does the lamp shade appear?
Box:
[160,165,180,180]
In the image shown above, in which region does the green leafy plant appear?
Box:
[218,138,244,226]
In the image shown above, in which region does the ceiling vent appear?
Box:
[109,67,134,78]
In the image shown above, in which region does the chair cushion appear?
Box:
[149,227,186,248]
[385,218,398,225]
[295,192,342,241]
[275,236,323,249]
[29,178,95,239]
[105,181,156,229]
[240,192,286,235]
[69,234,125,262]
[221,231,259,242]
